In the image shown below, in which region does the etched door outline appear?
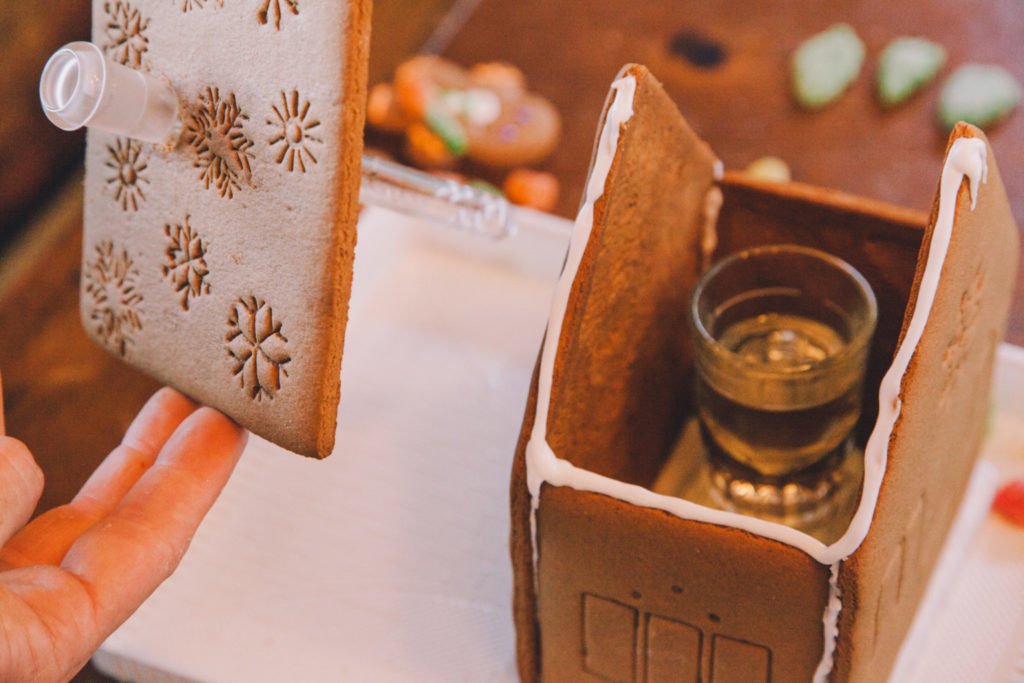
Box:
[582,593,638,681]
[580,593,771,683]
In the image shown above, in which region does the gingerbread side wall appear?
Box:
[317,0,372,458]
[536,486,830,682]
[511,359,543,683]
[543,65,718,487]
[511,63,718,682]
[834,126,1019,682]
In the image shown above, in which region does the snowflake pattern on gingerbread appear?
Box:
[226,296,291,400]
[258,0,299,30]
[267,89,323,173]
[162,216,211,311]
[84,241,144,357]
[179,0,224,11]
[103,1,150,69]
[104,137,149,211]
[184,87,255,199]
[940,268,987,405]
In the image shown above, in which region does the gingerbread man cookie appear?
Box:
[368,56,561,171]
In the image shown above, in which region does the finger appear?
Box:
[0,564,102,682]
[76,387,200,507]
[60,407,246,634]
[0,388,198,569]
[0,436,44,543]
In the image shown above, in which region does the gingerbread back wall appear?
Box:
[714,175,927,438]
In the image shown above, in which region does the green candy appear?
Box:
[425,104,469,156]
[937,63,1021,131]
[791,24,866,109]
[877,37,946,107]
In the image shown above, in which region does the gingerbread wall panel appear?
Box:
[82,0,370,456]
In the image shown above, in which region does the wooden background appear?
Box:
[0,1,1021,680]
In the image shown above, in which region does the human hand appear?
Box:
[0,369,247,681]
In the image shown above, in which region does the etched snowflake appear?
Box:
[267,90,323,173]
[84,241,143,357]
[941,269,986,404]
[258,0,298,30]
[184,87,254,199]
[162,216,211,310]
[180,0,223,11]
[226,296,291,400]
[104,137,149,211]
[103,1,150,68]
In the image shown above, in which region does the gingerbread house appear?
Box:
[510,64,1018,682]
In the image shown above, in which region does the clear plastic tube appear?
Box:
[360,155,512,239]
[40,42,515,240]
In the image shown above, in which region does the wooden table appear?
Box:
[437,0,1024,343]
[0,2,1020,681]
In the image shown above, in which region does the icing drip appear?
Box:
[700,185,723,271]
[523,71,987,678]
[713,158,725,180]
[812,134,988,680]
[526,74,637,519]
[814,135,990,562]
[813,562,843,683]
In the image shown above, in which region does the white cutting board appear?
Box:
[92,206,1024,682]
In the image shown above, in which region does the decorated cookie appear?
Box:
[368,55,561,170]
[464,90,561,168]
[82,0,371,458]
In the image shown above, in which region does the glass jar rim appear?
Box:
[689,244,878,406]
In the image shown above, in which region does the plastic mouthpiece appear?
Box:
[39,42,180,146]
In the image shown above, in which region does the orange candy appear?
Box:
[393,70,435,120]
[366,83,410,133]
[503,168,559,212]
[404,123,456,169]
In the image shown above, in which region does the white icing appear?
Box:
[526,74,637,567]
[524,73,988,677]
[700,185,723,271]
[813,562,843,683]
[836,136,988,559]
[464,88,502,126]
[812,135,988,679]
